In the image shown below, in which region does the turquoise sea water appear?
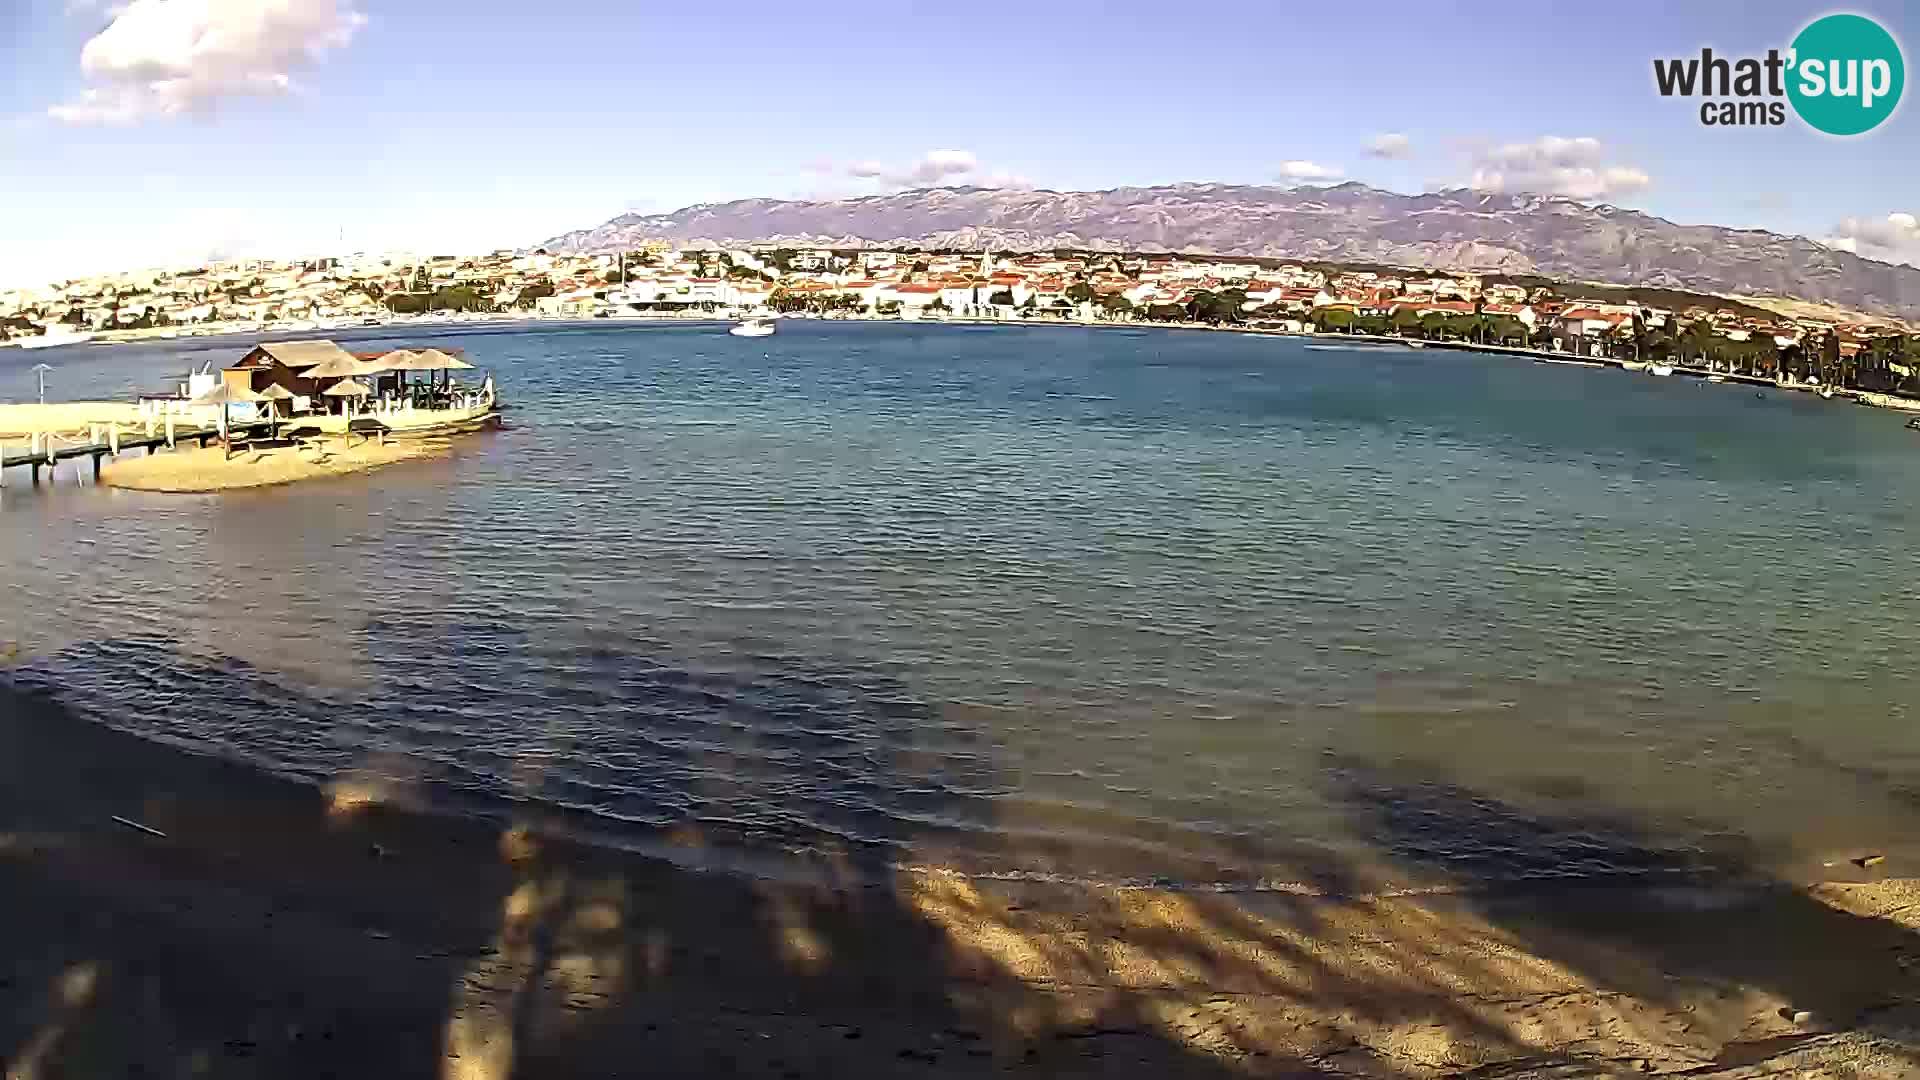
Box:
[4,321,1918,888]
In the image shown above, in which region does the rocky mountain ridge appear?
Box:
[540,183,1920,318]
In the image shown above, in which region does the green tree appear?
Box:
[1065,282,1095,304]
[1313,307,1356,333]
[1099,294,1135,318]
[1680,320,1716,367]
[1389,307,1422,338]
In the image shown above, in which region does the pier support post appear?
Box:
[30,463,41,487]
[92,453,103,481]
[108,424,119,455]
[165,414,175,448]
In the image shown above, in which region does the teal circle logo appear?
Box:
[1787,13,1904,135]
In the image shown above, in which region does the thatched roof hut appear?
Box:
[231,339,358,374]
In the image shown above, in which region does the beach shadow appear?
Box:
[1325,755,1920,1072]
[12,636,1920,1079]
[3,650,1293,1078]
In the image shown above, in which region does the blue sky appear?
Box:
[1,0,1916,286]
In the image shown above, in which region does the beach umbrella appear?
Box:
[323,377,372,420]
[257,383,296,419]
[191,383,265,405]
[302,353,383,379]
[191,383,262,446]
[382,348,474,393]
[363,349,418,373]
[407,348,475,371]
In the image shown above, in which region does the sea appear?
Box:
[4,320,1918,891]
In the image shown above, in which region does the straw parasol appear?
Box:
[302,352,384,379]
[191,383,264,446]
[191,383,264,406]
[322,378,372,397]
[408,348,475,371]
[364,349,418,373]
[256,382,296,419]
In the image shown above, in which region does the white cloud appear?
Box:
[1826,211,1920,265]
[1276,159,1343,181]
[49,0,366,124]
[1459,135,1651,200]
[1362,133,1413,159]
[834,149,1029,190]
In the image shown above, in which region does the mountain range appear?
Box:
[539,183,1920,319]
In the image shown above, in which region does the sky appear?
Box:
[1,0,1916,287]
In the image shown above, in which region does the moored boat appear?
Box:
[19,328,96,350]
[729,317,776,338]
[1649,363,1675,376]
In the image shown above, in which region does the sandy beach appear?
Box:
[0,402,148,440]
[1,674,1917,1079]
[99,437,452,493]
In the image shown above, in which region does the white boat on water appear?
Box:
[1707,374,1726,383]
[729,317,776,338]
[1620,360,1648,372]
[19,329,96,350]
[1649,363,1675,377]
[1820,388,1836,399]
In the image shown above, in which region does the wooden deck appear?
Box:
[0,420,277,487]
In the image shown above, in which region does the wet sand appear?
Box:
[100,438,450,493]
[2,679,1918,1079]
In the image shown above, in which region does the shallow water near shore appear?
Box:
[4,321,1919,890]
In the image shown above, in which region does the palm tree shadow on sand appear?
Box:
[7,637,1920,1078]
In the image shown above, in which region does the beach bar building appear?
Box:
[221,339,361,411]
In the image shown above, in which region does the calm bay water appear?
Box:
[4,321,1919,888]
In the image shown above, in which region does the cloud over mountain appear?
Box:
[1462,136,1652,201]
[830,149,1030,191]
[1828,212,1920,267]
[1362,133,1413,159]
[1277,160,1343,181]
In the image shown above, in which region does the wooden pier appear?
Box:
[0,419,276,488]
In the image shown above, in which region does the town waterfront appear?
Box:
[5,320,1920,890]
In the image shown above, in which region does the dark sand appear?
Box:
[3,680,1919,1078]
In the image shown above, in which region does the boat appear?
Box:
[1649,363,1675,377]
[19,328,96,350]
[729,317,776,338]
[1620,361,1648,372]
[1820,388,1836,400]
[1707,374,1726,383]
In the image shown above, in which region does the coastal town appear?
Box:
[4,243,1919,395]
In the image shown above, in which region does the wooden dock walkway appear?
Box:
[0,419,276,487]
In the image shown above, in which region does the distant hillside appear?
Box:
[540,183,1920,319]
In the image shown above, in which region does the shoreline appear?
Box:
[17,314,1914,417]
[4,675,1919,1077]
